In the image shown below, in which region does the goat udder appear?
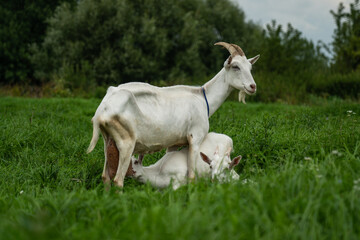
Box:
[106,138,119,180]
[106,137,135,179]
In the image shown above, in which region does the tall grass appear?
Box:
[0,97,359,239]
[252,71,360,104]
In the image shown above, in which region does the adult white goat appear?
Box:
[129,132,242,190]
[87,42,259,188]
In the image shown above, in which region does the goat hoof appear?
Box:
[188,172,195,180]
[115,188,124,194]
[188,175,195,183]
[113,179,124,189]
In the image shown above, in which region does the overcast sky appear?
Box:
[233,0,353,45]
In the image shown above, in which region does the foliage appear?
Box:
[0,0,74,85]
[0,97,360,239]
[308,71,360,99]
[331,0,360,72]
[31,0,262,87]
[251,71,360,104]
[257,21,328,74]
[2,0,360,103]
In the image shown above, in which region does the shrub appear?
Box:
[309,71,360,99]
[31,0,262,86]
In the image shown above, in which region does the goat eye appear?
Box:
[232,66,240,71]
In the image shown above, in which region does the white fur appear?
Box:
[131,132,240,190]
[87,49,259,188]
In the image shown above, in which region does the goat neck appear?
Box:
[203,68,233,117]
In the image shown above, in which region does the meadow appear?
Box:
[0,96,359,240]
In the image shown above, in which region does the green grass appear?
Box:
[0,97,359,240]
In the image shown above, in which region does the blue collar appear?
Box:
[201,87,210,117]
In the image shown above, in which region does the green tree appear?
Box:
[331,0,360,72]
[259,20,328,74]
[0,0,73,84]
[31,0,262,87]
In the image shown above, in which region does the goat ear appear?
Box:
[200,152,211,165]
[224,56,232,68]
[248,55,260,65]
[229,155,242,169]
[227,56,232,65]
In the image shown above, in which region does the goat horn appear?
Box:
[214,42,245,57]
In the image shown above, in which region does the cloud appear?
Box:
[233,0,353,44]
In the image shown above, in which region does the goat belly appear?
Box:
[134,138,187,154]
[133,142,164,154]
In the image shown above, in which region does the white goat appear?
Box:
[129,132,242,190]
[87,42,259,188]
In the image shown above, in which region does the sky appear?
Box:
[233,0,353,45]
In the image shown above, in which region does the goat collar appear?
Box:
[201,87,210,117]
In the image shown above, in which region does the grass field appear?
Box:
[0,97,359,240]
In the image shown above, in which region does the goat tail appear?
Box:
[87,117,100,153]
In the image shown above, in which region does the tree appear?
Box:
[0,0,74,85]
[331,0,360,72]
[258,20,328,74]
[31,0,262,87]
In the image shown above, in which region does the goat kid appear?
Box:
[129,132,242,190]
[87,42,259,188]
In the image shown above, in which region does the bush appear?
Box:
[0,0,74,85]
[309,71,360,99]
[249,70,360,104]
[251,72,309,104]
[31,0,262,86]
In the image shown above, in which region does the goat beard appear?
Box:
[238,91,246,104]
